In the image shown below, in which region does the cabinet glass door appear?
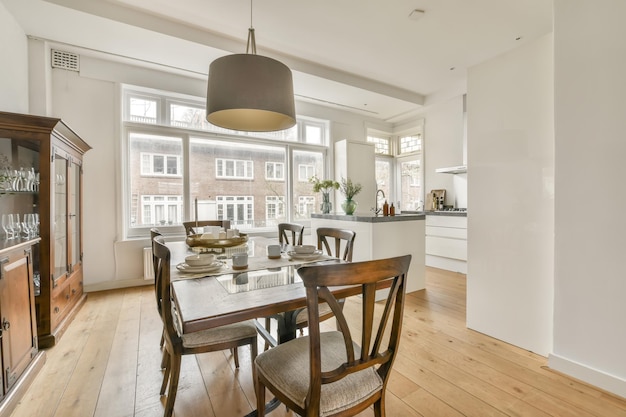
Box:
[69,161,81,272]
[53,154,68,281]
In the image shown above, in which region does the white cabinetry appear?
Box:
[425,215,467,273]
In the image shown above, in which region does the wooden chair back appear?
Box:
[278,222,304,246]
[316,227,356,261]
[182,220,231,236]
[297,255,412,415]
[152,236,182,350]
[150,228,163,314]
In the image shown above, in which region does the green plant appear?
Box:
[339,177,362,200]
[309,175,339,193]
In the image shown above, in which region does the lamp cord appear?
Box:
[246,0,256,54]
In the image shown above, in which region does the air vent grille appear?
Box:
[51,50,79,72]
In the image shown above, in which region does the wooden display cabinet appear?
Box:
[0,111,91,349]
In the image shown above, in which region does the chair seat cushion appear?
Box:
[255,331,383,416]
[182,320,257,348]
[295,302,333,325]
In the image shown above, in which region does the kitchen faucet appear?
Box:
[372,189,386,215]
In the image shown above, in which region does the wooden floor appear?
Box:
[9,267,626,417]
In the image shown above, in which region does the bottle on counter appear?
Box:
[382,200,389,216]
[438,197,444,210]
[390,203,395,216]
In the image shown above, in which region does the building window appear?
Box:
[141,153,181,176]
[216,159,254,179]
[298,164,315,182]
[266,196,285,224]
[216,196,254,229]
[140,195,183,226]
[298,196,315,216]
[265,162,285,181]
[129,95,158,124]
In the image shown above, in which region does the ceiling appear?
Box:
[3,0,553,123]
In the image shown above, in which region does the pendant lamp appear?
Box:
[206,1,296,132]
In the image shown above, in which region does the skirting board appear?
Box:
[549,353,626,399]
[425,255,467,274]
[84,277,153,293]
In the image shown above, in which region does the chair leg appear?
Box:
[160,329,164,348]
[264,318,272,351]
[232,347,240,368]
[255,372,266,417]
[161,347,168,369]
[160,352,171,395]
[164,353,181,417]
[374,396,385,417]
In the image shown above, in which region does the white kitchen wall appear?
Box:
[466,34,554,356]
[551,0,626,397]
[421,96,465,208]
[0,2,28,113]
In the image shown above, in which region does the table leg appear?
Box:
[246,310,300,416]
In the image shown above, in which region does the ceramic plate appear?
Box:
[176,261,224,273]
[287,250,323,261]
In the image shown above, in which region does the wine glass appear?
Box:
[1,214,11,239]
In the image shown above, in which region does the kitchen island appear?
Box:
[310,213,425,294]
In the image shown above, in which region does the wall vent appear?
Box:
[51,49,79,72]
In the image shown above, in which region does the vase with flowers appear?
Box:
[339,177,362,215]
[309,175,339,214]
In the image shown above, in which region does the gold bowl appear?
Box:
[185,233,248,249]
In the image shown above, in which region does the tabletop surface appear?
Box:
[168,237,357,334]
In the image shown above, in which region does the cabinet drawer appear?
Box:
[51,286,71,321]
[426,236,467,260]
[425,215,467,228]
[426,226,467,239]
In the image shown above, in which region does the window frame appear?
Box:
[121,85,332,239]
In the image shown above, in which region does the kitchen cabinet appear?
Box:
[0,111,91,348]
[425,214,467,273]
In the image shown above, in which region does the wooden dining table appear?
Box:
[167,236,392,416]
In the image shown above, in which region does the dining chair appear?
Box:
[260,222,305,349]
[278,222,304,247]
[293,227,356,331]
[254,254,412,417]
[152,236,258,417]
[182,220,231,236]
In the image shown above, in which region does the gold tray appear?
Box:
[185,233,248,249]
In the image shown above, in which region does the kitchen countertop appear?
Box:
[311,213,425,223]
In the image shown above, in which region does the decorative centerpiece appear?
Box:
[339,177,362,215]
[185,233,248,253]
[309,175,339,214]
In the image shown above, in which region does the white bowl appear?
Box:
[185,253,216,267]
[293,245,316,254]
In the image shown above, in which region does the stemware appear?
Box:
[1,214,11,239]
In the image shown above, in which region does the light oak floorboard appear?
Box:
[9,268,626,417]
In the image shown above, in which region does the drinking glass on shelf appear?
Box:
[1,214,11,239]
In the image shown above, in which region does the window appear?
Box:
[216,159,254,179]
[141,153,181,176]
[399,134,422,154]
[367,135,391,155]
[266,196,285,224]
[298,196,315,216]
[140,195,183,226]
[122,86,331,238]
[216,196,254,229]
[265,162,285,181]
[398,158,422,211]
[298,164,315,182]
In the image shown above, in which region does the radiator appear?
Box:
[143,247,154,280]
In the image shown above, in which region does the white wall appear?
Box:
[0,2,28,113]
[550,0,626,397]
[466,34,554,356]
[421,96,466,208]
